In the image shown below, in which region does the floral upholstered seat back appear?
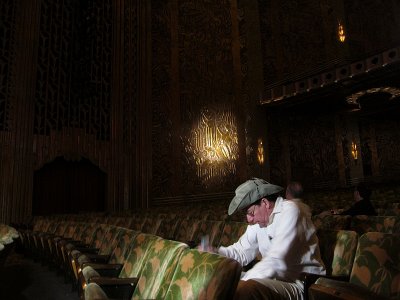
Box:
[164,248,242,300]
[350,215,400,235]
[118,233,159,279]
[107,228,138,264]
[131,239,188,300]
[318,229,358,277]
[312,214,351,230]
[350,232,400,299]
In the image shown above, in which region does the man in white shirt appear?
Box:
[218,178,325,300]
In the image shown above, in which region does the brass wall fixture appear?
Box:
[351,141,358,160]
[338,21,346,42]
[257,138,264,165]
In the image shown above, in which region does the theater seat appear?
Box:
[80,233,159,295]
[85,238,188,300]
[301,230,358,299]
[84,248,242,300]
[77,228,139,295]
[164,248,242,300]
[309,232,400,299]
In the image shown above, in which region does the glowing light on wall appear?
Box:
[257,138,264,165]
[338,21,346,42]
[351,141,358,160]
[188,107,238,183]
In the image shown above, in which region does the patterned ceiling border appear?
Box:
[346,86,400,109]
[260,46,400,105]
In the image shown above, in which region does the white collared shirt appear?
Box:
[218,197,326,284]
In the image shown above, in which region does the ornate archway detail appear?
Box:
[346,87,400,108]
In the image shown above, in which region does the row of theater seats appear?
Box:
[18,216,400,300]
[305,185,400,214]
[311,213,400,233]
[18,215,249,299]
[308,231,400,300]
[16,209,400,300]
[19,222,242,299]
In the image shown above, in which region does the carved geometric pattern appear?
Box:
[184,106,239,185]
[288,115,338,188]
[359,119,373,177]
[179,0,237,192]
[123,0,139,145]
[151,0,174,197]
[0,0,16,131]
[258,0,327,86]
[34,0,112,141]
[346,87,400,108]
[344,1,400,54]
[237,1,255,175]
[375,119,400,177]
[267,117,286,186]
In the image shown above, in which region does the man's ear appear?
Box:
[261,198,272,208]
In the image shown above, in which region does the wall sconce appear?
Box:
[351,141,358,160]
[257,138,264,165]
[338,21,346,42]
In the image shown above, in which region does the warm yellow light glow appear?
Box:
[351,141,358,160]
[257,138,264,165]
[338,22,346,42]
[189,107,238,182]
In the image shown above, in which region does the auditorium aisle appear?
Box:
[0,249,78,300]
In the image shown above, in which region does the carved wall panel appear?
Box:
[344,0,400,55]
[0,0,16,132]
[34,0,112,141]
[151,0,242,200]
[288,115,338,188]
[359,119,373,177]
[266,116,287,187]
[267,110,340,189]
[179,0,241,194]
[123,0,138,146]
[375,118,400,178]
[0,0,143,222]
[151,0,175,197]
[258,0,329,86]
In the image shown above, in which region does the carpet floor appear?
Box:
[0,249,79,300]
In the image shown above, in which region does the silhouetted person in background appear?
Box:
[286,181,304,200]
[333,182,377,216]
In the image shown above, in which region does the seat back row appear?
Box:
[309,232,400,300]
[79,230,242,300]
[311,214,400,234]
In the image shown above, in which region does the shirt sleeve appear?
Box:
[242,202,301,281]
[218,225,259,267]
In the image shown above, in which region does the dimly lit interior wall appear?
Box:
[1,0,400,223]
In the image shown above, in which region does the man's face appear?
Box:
[246,199,274,227]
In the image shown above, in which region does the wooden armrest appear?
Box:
[84,254,110,263]
[90,277,138,286]
[300,272,349,299]
[75,247,99,254]
[309,280,388,300]
[300,272,349,285]
[83,263,123,277]
[89,277,138,299]
[66,241,87,247]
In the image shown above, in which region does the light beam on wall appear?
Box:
[338,21,346,42]
[257,138,264,165]
[351,141,358,160]
[188,107,238,183]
